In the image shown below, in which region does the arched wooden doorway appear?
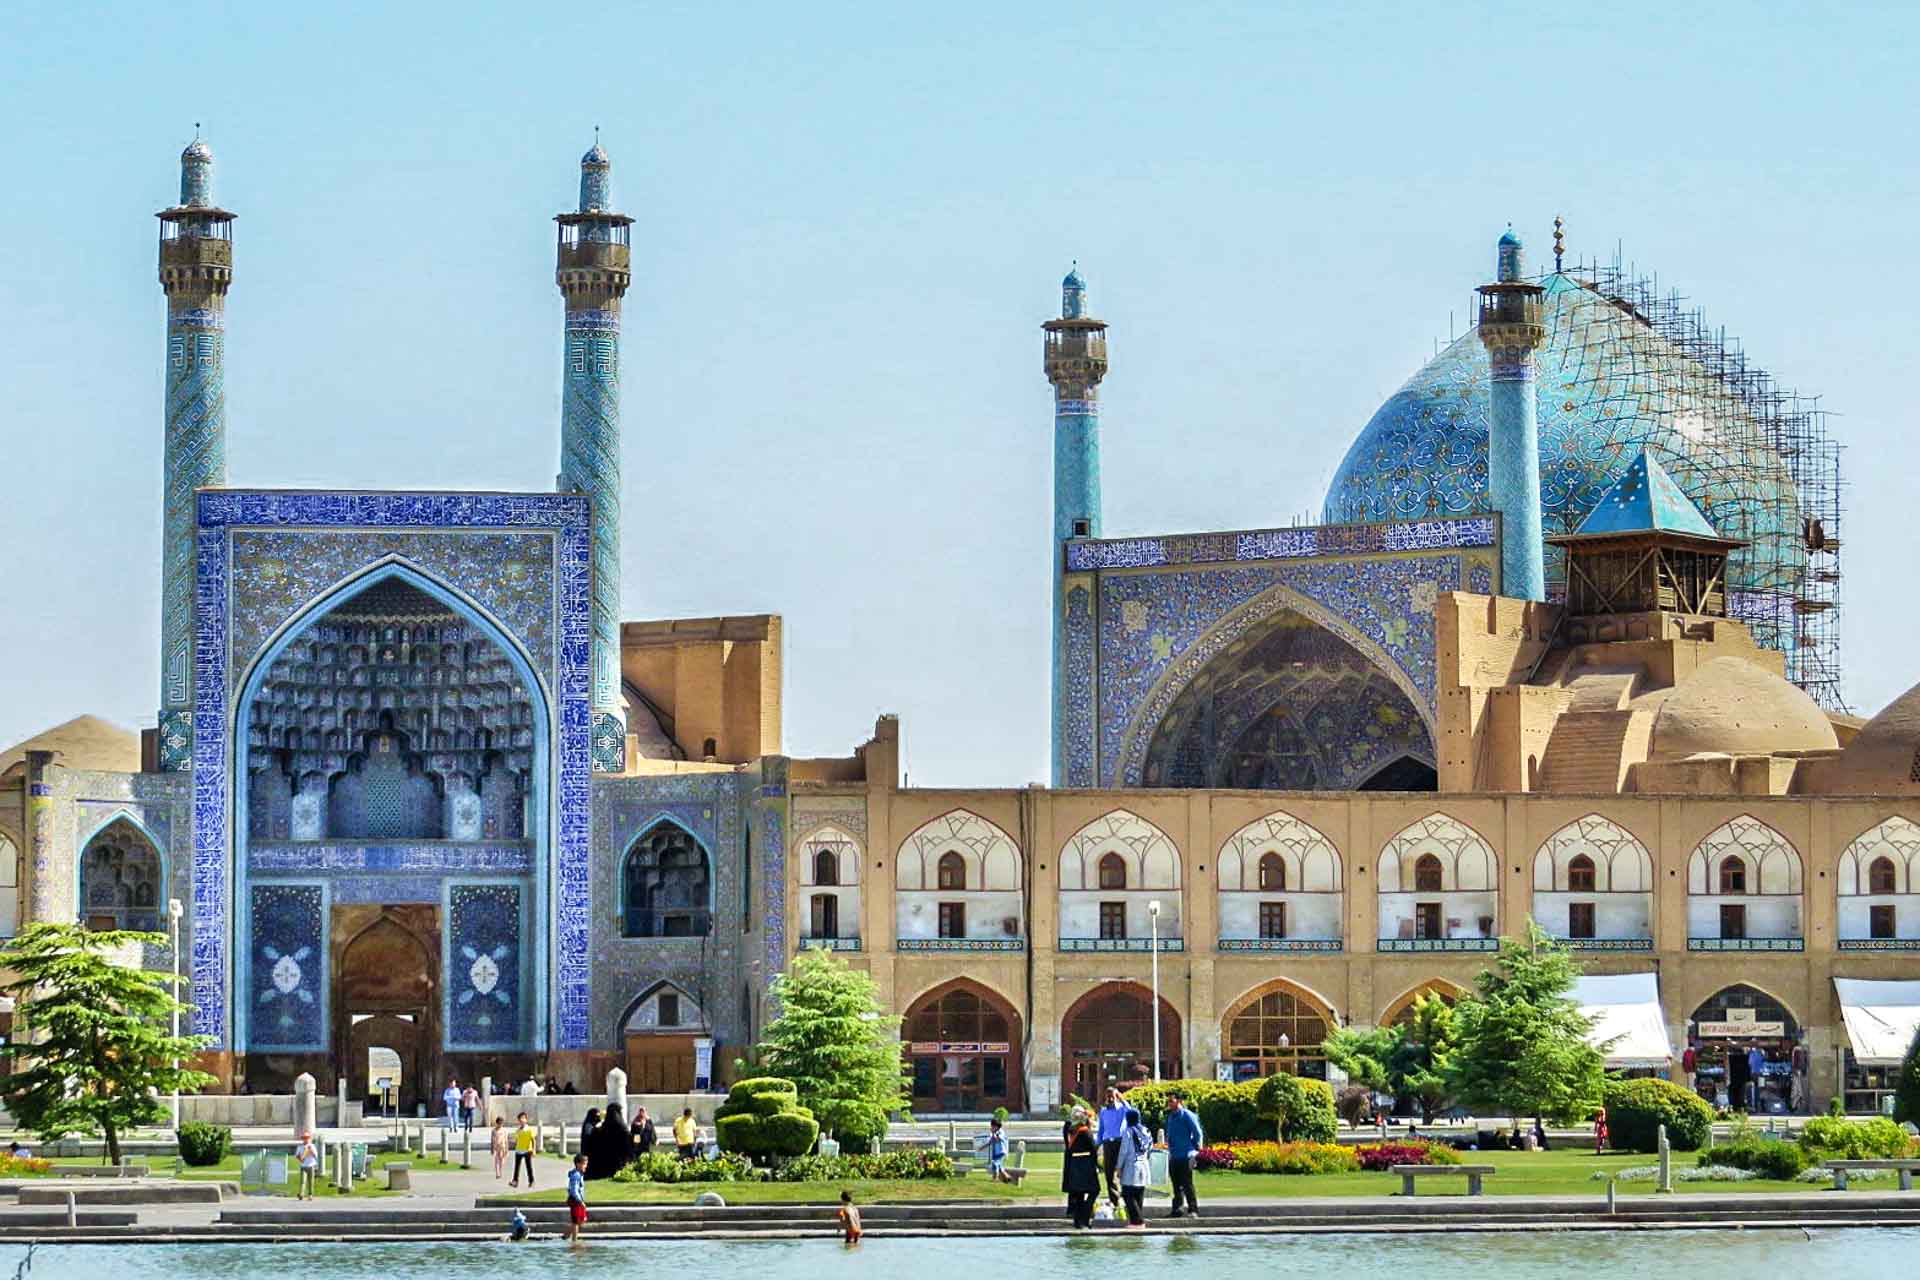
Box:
[1061,982,1180,1101]
[903,979,1024,1113]
[333,906,439,1107]
[1219,979,1335,1081]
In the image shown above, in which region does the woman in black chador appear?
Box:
[586,1102,635,1179]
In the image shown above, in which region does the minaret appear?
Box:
[155,135,236,771]
[1477,228,1546,601]
[1044,265,1108,784]
[555,139,633,772]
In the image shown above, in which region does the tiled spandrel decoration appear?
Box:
[249,883,326,1050]
[448,882,523,1049]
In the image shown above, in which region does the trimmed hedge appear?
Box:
[715,1077,819,1161]
[1603,1078,1714,1153]
[1800,1116,1915,1160]
[177,1121,232,1167]
[1699,1137,1808,1180]
[771,1149,955,1182]
[1124,1076,1335,1144]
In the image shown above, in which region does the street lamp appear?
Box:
[168,898,183,1135]
[1148,900,1162,1083]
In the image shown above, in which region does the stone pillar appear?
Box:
[335,1140,351,1192]
[337,1075,349,1129]
[293,1072,317,1140]
[606,1066,629,1124]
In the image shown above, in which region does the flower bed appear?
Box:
[1353,1140,1462,1171]
[1190,1141,1355,1175]
[0,1155,51,1177]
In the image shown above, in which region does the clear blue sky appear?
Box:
[3,2,1914,785]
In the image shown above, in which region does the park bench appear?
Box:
[1822,1158,1920,1191]
[1391,1163,1496,1197]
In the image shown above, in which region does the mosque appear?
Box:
[2,139,1917,1118]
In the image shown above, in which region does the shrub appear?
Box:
[1354,1140,1462,1171]
[1699,1138,1808,1181]
[1896,1025,1920,1127]
[1800,1116,1914,1160]
[770,1149,955,1182]
[1255,1074,1339,1144]
[177,1121,232,1167]
[715,1077,818,1161]
[616,1151,752,1184]
[1603,1078,1714,1153]
[1123,1079,1263,1143]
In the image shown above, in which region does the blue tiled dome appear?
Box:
[1063,266,1085,289]
[1498,227,1522,248]
[581,142,609,167]
[181,138,213,164]
[1323,273,1804,648]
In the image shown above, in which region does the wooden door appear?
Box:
[626,1034,696,1093]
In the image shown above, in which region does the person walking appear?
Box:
[1063,1112,1101,1229]
[564,1153,589,1246]
[490,1115,510,1180]
[1117,1107,1152,1228]
[1162,1090,1203,1219]
[985,1117,1009,1182]
[510,1111,536,1188]
[294,1130,320,1201]
[461,1083,480,1133]
[1592,1105,1610,1155]
[442,1077,462,1128]
[674,1106,698,1159]
[632,1106,657,1156]
[838,1188,863,1243]
[1096,1086,1128,1207]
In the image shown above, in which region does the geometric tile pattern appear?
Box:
[447,881,523,1050]
[192,490,591,1049]
[248,883,326,1051]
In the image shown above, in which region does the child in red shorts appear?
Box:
[566,1153,589,1244]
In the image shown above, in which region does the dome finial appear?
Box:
[1553,215,1565,272]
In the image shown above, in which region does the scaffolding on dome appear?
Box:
[1538,250,1846,710]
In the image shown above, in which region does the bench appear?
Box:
[1391,1164,1496,1197]
[1822,1158,1920,1191]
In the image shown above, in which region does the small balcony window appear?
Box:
[1720,903,1747,940]
[1258,901,1286,940]
[1568,901,1596,939]
[1871,903,1896,940]
[1099,901,1126,940]
[938,902,966,938]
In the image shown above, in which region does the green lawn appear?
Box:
[170,1148,445,1197]
[498,1147,1887,1205]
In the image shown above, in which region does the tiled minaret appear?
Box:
[156,136,236,771]
[1477,229,1546,600]
[556,140,634,772]
[1044,265,1108,784]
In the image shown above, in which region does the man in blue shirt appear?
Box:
[1162,1091,1204,1219]
[1095,1087,1129,1206]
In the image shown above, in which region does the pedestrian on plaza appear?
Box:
[632,1106,657,1156]
[1061,1105,1088,1214]
[984,1117,1009,1182]
[565,1152,589,1246]
[442,1077,462,1128]
[490,1115,511,1180]
[580,1106,602,1156]
[510,1111,536,1188]
[838,1189,863,1243]
[1747,1045,1767,1110]
[1592,1105,1609,1155]
[461,1083,480,1133]
[674,1106,698,1159]
[1117,1107,1152,1228]
[588,1104,634,1179]
[1162,1090,1203,1219]
[1063,1112,1101,1229]
[294,1130,320,1201]
[1096,1086,1128,1206]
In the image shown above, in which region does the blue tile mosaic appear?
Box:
[193,490,593,1050]
[248,883,326,1050]
[246,842,534,875]
[447,881,523,1050]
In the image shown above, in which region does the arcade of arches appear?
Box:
[1062,983,1181,1102]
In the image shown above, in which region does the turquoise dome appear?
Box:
[1323,273,1805,649]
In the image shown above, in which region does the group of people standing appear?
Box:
[1060,1086,1204,1228]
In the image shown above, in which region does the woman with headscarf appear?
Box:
[1063,1111,1101,1229]
[1117,1106,1153,1227]
[587,1102,635,1179]
[579,1106,602,1157]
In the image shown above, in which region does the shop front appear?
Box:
[1834,978,1920,1115]
[1686,985,1803,1113]
[903,979,1023,1114]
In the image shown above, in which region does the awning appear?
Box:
[1573,972,1673,1069]
[1834,978,1920,1067]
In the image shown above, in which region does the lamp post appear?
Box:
[1148,900,1161,1082]
[168,897,184,1134]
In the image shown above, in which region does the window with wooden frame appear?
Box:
[1098,901,1126,939]
[1097,852,1127,891]
[1258,853,1285,892]
[1567,854,1596,892]
[937,901,966,938]
[1567,901,1596,939]
[1258,901,1286,939]
[937,851,966,891]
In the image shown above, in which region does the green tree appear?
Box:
[756,948,907,1152]
[1324,991,1459,1122]
[0,923,214,1164]
[1447,920,1609,1127]
[1895,1023,1920,1126]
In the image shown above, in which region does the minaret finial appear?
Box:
[1553,215,1565,272]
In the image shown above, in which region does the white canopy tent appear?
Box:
[1572,972,1673,1069]
[1833,978,1920,1066]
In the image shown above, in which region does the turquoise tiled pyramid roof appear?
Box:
[1573,449,1723,538]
